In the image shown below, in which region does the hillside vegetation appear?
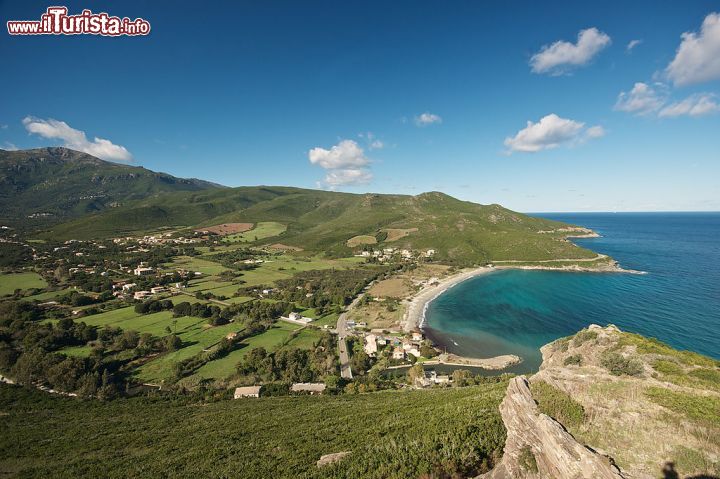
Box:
[41,186,596,265]
[0,147,221,228]
[0,381,507,478]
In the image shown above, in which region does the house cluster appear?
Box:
[233,382,326,399]
[355,247,436,262]
[113,234,199,247]
[364,331,425,361]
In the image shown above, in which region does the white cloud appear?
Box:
[308,139,373,187]
[666,12,720,86]
[414,112,442,126]
[659,93,720,117]
[323,168,373,186]
[585,125,606,138]
[0,124,8,129]
[308,139,369,169]
[504,113,603,153]
[530,27,611,75]
[1,141,18,151]
[614,82,667,115]
[22,117,132,162]
[626,39,643,52]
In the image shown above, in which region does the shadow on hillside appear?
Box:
[662,461,719,479]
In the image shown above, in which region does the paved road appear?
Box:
[336,292,368,380]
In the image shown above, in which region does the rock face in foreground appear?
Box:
[479,376,624,479]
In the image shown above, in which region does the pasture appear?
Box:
[0,272,48,296]
[223,222,286,243]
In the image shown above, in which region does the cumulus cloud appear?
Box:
[414,112,442,126]
[666,12,720,86]
[614,82,667,115]
[626,39,643,52]
[308,139,372,187]
[323,168,373,186]
[504,113,604,153]
[22,117,132,162]
[530,27,611,74]
[658,93,720,117]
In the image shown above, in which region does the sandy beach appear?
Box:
[402,266,492,333]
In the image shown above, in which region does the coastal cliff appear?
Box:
[480,325,720,479]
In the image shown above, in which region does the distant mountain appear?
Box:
[42,185,601,265]
[0,147,223,228]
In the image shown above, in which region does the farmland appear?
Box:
[0,272,47,296]
[222,221,286,243]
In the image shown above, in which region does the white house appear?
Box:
[233,386,261,399]
[133,266,155,276]
[150,286,167,294]
[290,383,326,395]
[133,291,151,300]
[411,331,423,342]
[364,334,378,356]
[392,347,405,360]
[122,283,136,292]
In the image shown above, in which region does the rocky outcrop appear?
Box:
[478,376,625,479]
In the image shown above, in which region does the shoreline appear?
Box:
[402,266,493,333]
[402,259,644,334]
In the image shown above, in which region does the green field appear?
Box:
[0,381,507,478]
[223,221,287,243]
[136,320,242,383]
[191,322,301,380]
[23,287,75,302]
[164,256,227,276]
[0,272,48,296]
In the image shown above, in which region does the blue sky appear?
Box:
[2,0,719,212]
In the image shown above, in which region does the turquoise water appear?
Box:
[424,212,720,373]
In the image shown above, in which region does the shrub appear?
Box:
[601,352,644,376]
[518,446,538,473]
[563,354,583,366]
[531,380,586,429]
[572,329,598,347]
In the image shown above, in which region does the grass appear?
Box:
[191,322,300,380]
[23,287,75,302]
[223,221,286,243]
[530,380,586,430]
[619,332,719,368]
[0,381,507,478]
[136,321,241,383]
[645,387,720,426]
[346,235,377,247]
[282,327,324,350]
[164,256,227,276]
[0,272,48,296]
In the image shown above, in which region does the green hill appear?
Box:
[0,381,507,478]
[0,147,222,229]
[40,187,598,264]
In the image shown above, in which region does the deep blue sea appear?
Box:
[424,212,720,374]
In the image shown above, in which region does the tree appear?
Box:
[164,334,182,351]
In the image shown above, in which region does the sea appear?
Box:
[423,212,720,374]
